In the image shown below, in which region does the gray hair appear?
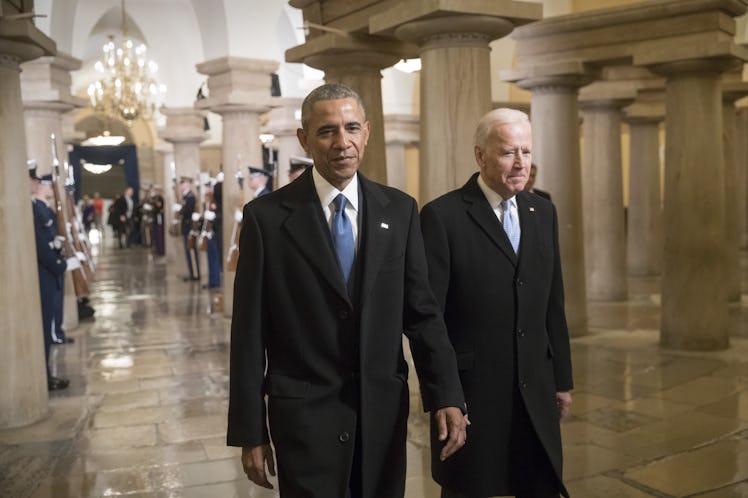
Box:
[474,108,530,148]
[300,83,366,130]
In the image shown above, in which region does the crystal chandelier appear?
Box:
[87,0,166,123]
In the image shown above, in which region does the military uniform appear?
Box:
[30,167,69,390]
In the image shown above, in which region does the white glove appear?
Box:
[142,203,153,211]
[203,210,216,221]
[234,209,243,223]
[78,233,87,242]
[191,212,201,222]
[200,230,213,240]
[54,235,65,250]
[172,203,182,213]
[66,257,81,271]
[75,251,87,262]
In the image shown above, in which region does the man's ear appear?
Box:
[474,145,484,167]
[363,121,371,146]
[297,128,309,152]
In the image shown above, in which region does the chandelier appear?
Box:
[87,0,166,122]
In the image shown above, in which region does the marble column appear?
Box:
[579,98,630,301]
[384,114,419,193]
[392,17,512,201]
[511,72,593,337]
[196,57,278,317]
[262,100,305,189]
[650,59,736,350]
[22,54,87,334]
[623,104,664,277]
[159,108,208,278]
[0,23,56,428]
[721,80,748,302]
[303,52,400,185]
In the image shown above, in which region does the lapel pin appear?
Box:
[380,222,389,229]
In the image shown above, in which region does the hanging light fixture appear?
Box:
[87,0,166,123]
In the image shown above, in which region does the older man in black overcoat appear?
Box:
[421,108,573,498]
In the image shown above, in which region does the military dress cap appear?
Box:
[289,156,313,173]
[28,159,40,180]
[248,166,271,177]
[179,176,193,183]
[39,174,54,185]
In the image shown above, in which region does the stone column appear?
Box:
[738,106,748,250]
[650,58,737,350]
[159,108,208,277]
[302,51,400,185]
[721,80,748,302]
[384,114,419,192]
[0,19,56,428]
[21,54,87,333]
[623,102,664,277]
[579,97,630,301]
[507,70,593,337]
[393,17,513,201]
[196,57,278,317]
[263,100,305,189]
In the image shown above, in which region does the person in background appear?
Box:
[177,177,200,281]
[247,166,272,198]
[288,156,313,183]
[420,108,572,498]
[81,194,95,232]
[92,191,104,231]
[525,163,552,201]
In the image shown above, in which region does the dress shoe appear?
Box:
[78,304,95,320]
[47,376,69,391]
[52,337,75,344]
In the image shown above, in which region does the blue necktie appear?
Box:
[332,194,354,282]
[501,199,520,254]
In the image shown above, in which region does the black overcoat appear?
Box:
[420,173,573,497]
[228,169,464,498]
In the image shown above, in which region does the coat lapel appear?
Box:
[280,170,351,305]
[358,174,391,304]
[463,174,517,266]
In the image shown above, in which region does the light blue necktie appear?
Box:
[332,194,354,282]
[501,199,520,254]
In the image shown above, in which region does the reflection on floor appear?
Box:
[1,244,747,498]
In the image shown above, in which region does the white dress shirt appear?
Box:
[312,167,360,253]
[477,174,518,226]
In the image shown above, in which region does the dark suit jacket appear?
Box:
[421,173,572,497]
[179,191,196,235]
[227,169,464,498]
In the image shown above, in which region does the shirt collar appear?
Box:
[312,167,359,212]
[477,174,516,209]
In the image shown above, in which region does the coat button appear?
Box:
[518,328,525,337]
[339,310,349,320]
[521,380,528,389]
[339,432,350,443]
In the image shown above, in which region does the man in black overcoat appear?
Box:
[228,83,467,498]
[420,108,573,498]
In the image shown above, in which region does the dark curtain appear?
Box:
[69,145,140,202]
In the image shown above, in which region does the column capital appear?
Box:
[503,60,596,93]
[722,80,748,104]
[263,100,303,137]
[623,101,665,124]
[391,15,513,50]
[579,80,637,110]
[159,107,208,144]
[195,56,279,109]
[384,114,419,145]
[369,1,541,39]
[646,53,745,78]
[286,32,414,70]
[0,17,56,66]
[20,52,86,107]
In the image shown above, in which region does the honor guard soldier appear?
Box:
[247,166,272,198]
[288,156,313,183]
[29,161,70,390]
[176,177,200,281]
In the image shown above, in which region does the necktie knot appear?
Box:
[333,193,347,213]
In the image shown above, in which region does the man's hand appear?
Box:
[241,444,276,489]
[434,406,469,461]
[556,391,572,420]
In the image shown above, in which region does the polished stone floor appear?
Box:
[1,237,747,498]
